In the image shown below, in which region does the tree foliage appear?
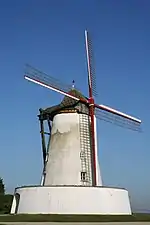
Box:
[0,177,13,214]
[0,177,5,195]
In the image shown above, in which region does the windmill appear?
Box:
[24,30,141,186]
[10,30,141,215]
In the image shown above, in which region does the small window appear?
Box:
[81,172,86,181]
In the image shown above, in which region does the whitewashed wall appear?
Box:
[11,186,131,215]
[44,113,102,186]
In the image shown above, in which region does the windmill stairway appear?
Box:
[79,113,92,186]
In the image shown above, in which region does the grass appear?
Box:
[0,213,150,222]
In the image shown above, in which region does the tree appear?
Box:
[0,178,12,214]
[0,177,5,195]
[3,194,13,214]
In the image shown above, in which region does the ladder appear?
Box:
[79,113,92,186]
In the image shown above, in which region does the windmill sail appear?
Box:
[95,104,141,131]
[85,30,97,98]
[24,64,141,132]
[24,64,87,103]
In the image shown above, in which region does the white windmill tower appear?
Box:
[11,30,141,215]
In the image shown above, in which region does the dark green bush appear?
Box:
[0,194,13,214]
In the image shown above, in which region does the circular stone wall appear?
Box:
[11,185,131,215]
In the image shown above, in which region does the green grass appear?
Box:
[0,213,150,222]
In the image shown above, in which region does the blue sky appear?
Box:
[0,0,149,211]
